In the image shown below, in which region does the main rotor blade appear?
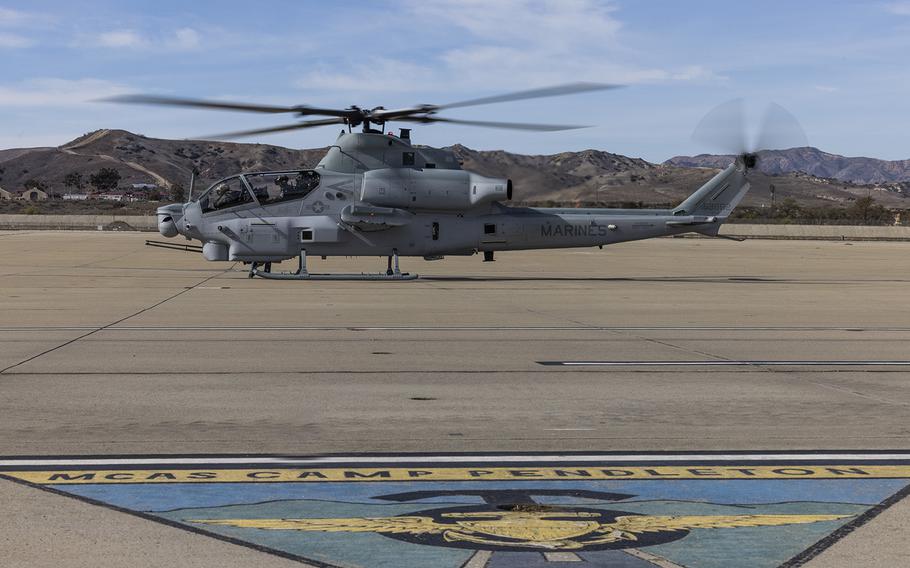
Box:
[754,102,808,152]
[197,118,347,140]
[691,98,748,155]
[436,82,622,111]
[402,116,589,131]
[103,94,300,114]
[102,94,356,118]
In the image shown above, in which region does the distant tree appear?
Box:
[147,190,162,201]
[89,168,121,191]
[848,195,889,225]
[169,183,185,202]
[63,171,85,191]
[24,178,48,192]
[774,197,804,222]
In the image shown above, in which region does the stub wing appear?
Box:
[340,204,414,231]
[665,215,718,227]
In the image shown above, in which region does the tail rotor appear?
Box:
[692,99,808,170]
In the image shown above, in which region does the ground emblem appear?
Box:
[3,453,909,568]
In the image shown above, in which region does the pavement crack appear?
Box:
[0,266,233,375]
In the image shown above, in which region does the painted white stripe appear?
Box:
[624,548,686,568]
[550,360,910,367]
[0,453,908,467]
[543,552,582,562]
[463,550,492,568]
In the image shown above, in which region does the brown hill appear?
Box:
[0,130,907,209]
[452,145,909,208]
[0,129,327,195]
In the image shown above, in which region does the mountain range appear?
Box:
[0,129,907,209]
[666,147,910,185]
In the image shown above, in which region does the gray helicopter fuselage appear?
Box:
[157,131,750,263]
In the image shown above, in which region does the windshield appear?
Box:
[245,171,320,205]
[198,176,254,213]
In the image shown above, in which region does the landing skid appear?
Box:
[249,249,418,281]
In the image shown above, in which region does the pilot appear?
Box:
[211,182,233,208]
[298,170,319,190]
[252,185,269,200]
[274,175,293,197]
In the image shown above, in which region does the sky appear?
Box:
[1,0,909,162]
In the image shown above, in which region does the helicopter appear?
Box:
[105,86,802,280]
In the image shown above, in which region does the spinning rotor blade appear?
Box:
[198,118,347,140]
[436,82,622,110]
[691,98,747,155]
[102,94,355,118]
[692,99,808,156]
[754,102,808,152]
[401,116,589,131]
[103,82,620,138]
[371,82,621,122]
[103,94,299,114]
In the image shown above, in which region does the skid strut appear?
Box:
[250,249,417,281]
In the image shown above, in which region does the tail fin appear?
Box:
[673,157,751,222]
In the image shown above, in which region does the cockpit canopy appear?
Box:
[197,170,321,213]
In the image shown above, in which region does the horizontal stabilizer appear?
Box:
[666,215,718,227]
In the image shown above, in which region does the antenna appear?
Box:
[188,167,199,202]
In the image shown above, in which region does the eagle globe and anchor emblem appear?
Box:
[193,489,849,553]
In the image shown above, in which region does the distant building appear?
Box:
[17,188,48,201]
[0,187,11,200]
[63,193,89,201]
[131,183,158,190]
[98,193,140,202]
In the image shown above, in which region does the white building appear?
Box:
[18,188,48,201]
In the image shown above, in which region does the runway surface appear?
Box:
[1,231,909,567]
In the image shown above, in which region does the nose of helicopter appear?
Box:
[156,203,184,237]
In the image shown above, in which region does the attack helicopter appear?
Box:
[106,86,804,280]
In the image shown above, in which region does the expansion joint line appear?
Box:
[0,266,234,375]
[605,329,742,367]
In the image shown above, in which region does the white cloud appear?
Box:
[299,58,437,92]
[411,0,623,50]
[0,32,31,48]
[87,27,201,50]
[96,30,146,48]
[0,78,130,106]
[885,1,910,15]
[169,27,200,49]
[304,0,723,94]
[0,7,35,26]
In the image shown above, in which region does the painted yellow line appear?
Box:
[5,465,909,484]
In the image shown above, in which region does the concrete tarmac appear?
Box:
[1,231,909,567]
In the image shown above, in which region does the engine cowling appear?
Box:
[360,168,510,210]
